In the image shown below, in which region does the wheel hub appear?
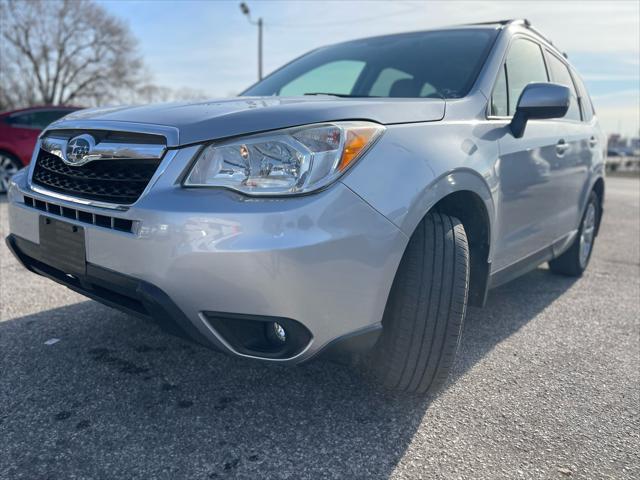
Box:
[579,202,596,268]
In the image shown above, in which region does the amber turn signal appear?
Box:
[339,126,383,171]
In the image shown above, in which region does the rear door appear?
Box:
[542,51,593,237]
[570,65,603,228]
[490,37,564,272]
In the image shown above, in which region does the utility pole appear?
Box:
[240,2,263,80]
[257,17,263,80]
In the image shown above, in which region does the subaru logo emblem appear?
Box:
[64,134,95,166]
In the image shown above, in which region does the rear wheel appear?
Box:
[368,211,470,394]
[0,152,21,194]
[549,191,600,276]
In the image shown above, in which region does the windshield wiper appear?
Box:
[303,92,379,98]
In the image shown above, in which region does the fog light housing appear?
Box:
[268,322,287,344]
[203,312,312,359]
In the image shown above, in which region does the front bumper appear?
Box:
[7,149,407,364]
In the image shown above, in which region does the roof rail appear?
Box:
[496,19,569,58]
[465,19,549,40]
[461,18,527,27]
[460,19,569,58]
[462,19,517,26]
[522,21,569,58]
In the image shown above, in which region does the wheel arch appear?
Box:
[592,176,605,236]
[0,147,23,166]
[401,169,496,307]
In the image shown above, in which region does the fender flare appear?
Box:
[399,167,496,262]
[586,171,605,236]
[394,168,496,307]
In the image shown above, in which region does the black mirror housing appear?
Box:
[510,83,571,138]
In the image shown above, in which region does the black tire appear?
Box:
[549,191,600,277]
[0,151,22,194]
[368,211,470,394]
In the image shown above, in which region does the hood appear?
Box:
[49,96,445,146]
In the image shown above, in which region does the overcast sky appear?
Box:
[99,0,640,136]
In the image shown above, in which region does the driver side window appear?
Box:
[491,38,549,117]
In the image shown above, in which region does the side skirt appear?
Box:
[488,231,576,289]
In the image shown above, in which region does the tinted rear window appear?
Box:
[243,29,498,99]
[6,109,75,129]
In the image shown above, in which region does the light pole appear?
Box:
[239,2,263,81]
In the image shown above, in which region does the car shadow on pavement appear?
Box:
[0,267,577,479]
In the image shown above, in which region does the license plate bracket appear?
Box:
[39,216,86,276]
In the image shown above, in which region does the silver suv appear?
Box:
[6,19,604,393]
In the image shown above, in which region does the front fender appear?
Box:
[341,121,499,261]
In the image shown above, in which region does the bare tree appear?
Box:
[128,84,208,105]
[0,0,144,108]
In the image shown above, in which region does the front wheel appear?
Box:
[0,152,22,194]
[549,191,601,277]
[368,211,470,394]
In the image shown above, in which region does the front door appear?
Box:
[489,36,565,271]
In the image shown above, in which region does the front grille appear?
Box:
[31,150,162,204]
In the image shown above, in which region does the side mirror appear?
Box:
[510,82,571,138]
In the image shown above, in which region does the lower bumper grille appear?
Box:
[23,195,135,233]
[31,150,161,204]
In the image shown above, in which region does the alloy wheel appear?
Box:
[0,154,20,194]
[579,201,597,268]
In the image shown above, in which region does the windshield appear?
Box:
[243,29,498,99]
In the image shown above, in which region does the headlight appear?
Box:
[183,121,384,195]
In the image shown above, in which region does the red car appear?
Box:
[0,106,80,192]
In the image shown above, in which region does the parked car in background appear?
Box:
[6,19,605,394]
[0,106,80,192]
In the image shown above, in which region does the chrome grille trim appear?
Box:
[41,136,166,163]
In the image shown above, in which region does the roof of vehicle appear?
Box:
[0,105,81,117]
[333,24,501,45]
[330,18,568,60]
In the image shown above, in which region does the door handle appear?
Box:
[589,136,599,148]
[556,139,570,156]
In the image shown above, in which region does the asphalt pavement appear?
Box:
[1,177,638,479]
